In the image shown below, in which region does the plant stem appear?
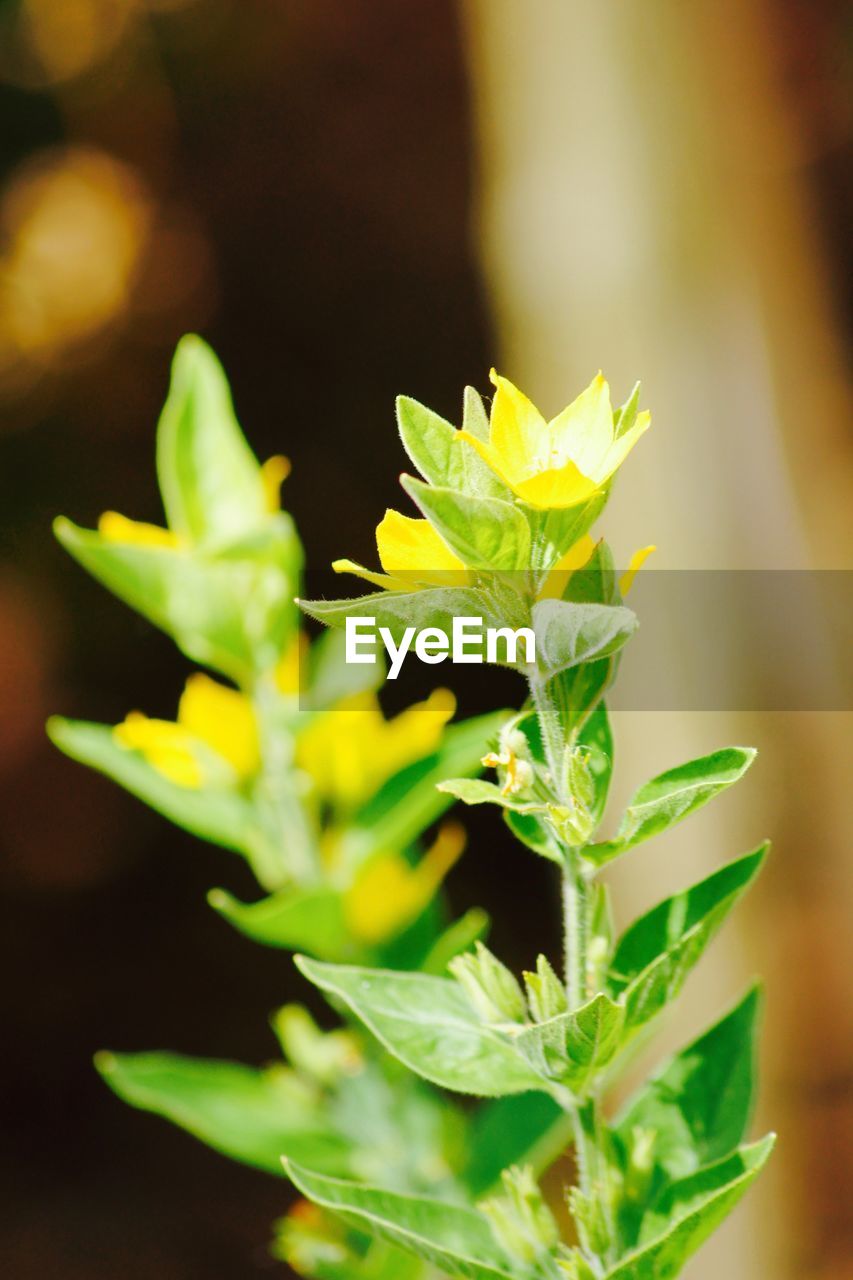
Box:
[528,672,565,800]
[250,674,318,889]
[562,860,587,1009]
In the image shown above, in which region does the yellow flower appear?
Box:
[345,821,466,943]
[114,673,260,788]
[458,370,650,510]
[296,688,456,809]
[332,509,469,591]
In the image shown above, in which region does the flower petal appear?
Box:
[487,369,548,484]
[331,558,407,592]
[345,820,466,943]
[512,461,599,509]
[114,712,203,788]
[260,455,291,513]
[178,673,260,780]
[98,511,181,549]
[619,543,656,596]
[376,509,467,584]
[548,372,614,479]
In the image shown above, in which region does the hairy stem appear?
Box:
[561,860,588,1009]
[528,672,565,801]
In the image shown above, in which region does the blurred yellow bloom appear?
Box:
[296,688,456,809]
[332,509,469,591]
[345,821,466,943]
[114,713,205,788]
[458,370,649,510]
[114,673,260,788]
[99,510,182,549]
[261,455,291,513]
[274,632,308,695]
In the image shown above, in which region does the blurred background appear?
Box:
[0,1,850,1276]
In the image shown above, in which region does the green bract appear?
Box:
[50,341,773,1280]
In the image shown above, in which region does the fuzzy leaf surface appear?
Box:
[587,748,757,867]
[296,958,548,1098]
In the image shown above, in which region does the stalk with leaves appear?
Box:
[52,342,773,1279]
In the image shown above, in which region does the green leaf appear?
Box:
[47,717,252,852]
[96,1051,352,1177]
[528,492,609,574]
[587,747,757,868]
[577,700,614,825]
[503,810,563,865]
[401,476,531,572]
[421,909,491,976]
[607,1136,775,1279]
[55,515,301,682]
[156,335,269,544]
[566,540,619,606]
[514,993,624,1094]
[532,600,637,680]
[295,958,548,1098]
[462,386,490,441]
[607,846,769,1036]
[436,777,544,815]
[550,657,614,745]
[396,396,508,500]
[614,986,762,1182]
[283,1162,521,1280]
[208,885,348,958]
[300,586,490,648]
[463,1093,567,1197]
[304,627,385,708]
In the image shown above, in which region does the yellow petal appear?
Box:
[375,688,456,778]
[261,455,291,513]
[296,688,455,809]
[178,673,260,780]
[98,511,180,549]
[599,409,651,483]
[548,372,614,479]
[619,544,656,596]
[274,632,308,695]
[114,712,203,788]
[487,370,547,485]
[345,821,466,943]
[538,534,597,600]
[512,462,599,510]
[376,510,466,583]
[331,557,410,592]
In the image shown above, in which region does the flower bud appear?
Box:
[624,1126,656,1202]
[523,954,568,1023]
[449,942,526,1024]
[480,1165,559,1263]
[272,1004,361,1084]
